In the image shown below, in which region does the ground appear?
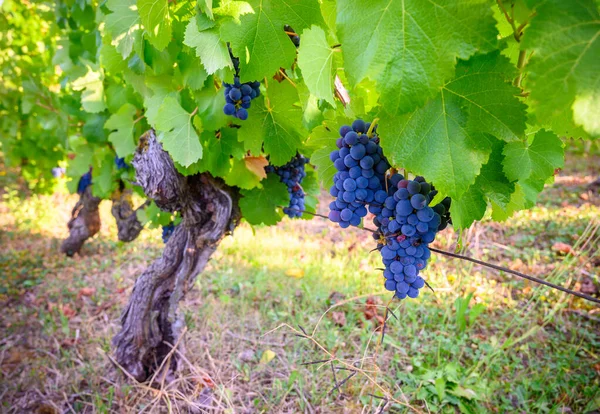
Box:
[0,153,599,413]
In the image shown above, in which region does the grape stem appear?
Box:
[428,247,600,305]
[298,206,600,305]
[366,118,379,138]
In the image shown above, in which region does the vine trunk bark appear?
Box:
[61,184,146,256]
[112,130,239,381]
[60,186,101,256]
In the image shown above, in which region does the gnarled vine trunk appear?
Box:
[111,186,149,242]
[61,183,147,256]
[61,187,101,257]
[112,130,240,382]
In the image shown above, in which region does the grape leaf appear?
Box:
[183,19,231,74]
[244,156,269,179]
[71,65,107,113]
[177,51,208,90]
[154,96,203,167]
[220,0,325,82]
[380,92,491,199]
[137,0,172,50]
[450,187,487,230]
[239,174,289,225]
[297,26,336,106]
[213,0,253,23]
[100,42,128,74]
[337,0,498,116]
[197,128,244,177]
[105,0,142,59]
[444,52,527,142]
[242,82,306,166]
[475,140,514,209]
[573,93,600,137]
[522,0,600,138]
[104,103,138,157]
[305,124,338,190]
[502,129,564,182]
[224,158,263,189]
[299,167,320,219]
[193,83,229,131]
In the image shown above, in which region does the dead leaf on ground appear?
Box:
[78,287,96,298]
[244,156,269,179]
[552,242,573,255]
[331,311,346,327]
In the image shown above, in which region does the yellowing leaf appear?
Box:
[260,349,276,364]
[285,268,304,279]
[244,156,268,179]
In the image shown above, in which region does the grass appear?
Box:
[0,154,599,413]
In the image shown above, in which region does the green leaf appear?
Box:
[105,0,142,59]
[220,0,325,82]
[300,167,320,218]
[137,0,172,50]
[177,52,208,90]
[337,0,498,115]
[224,158,263,189]
[305,124,338,190]
[444,52,527,142]
[503,129,564,182]
[198,128,245,177]
[71,65,107,113]
[154,96,203,167]
[213,0,253,23]
[380,92,490,199]
[239,174,289,225]
[183,19,231,74]
[105,103,138,157]
[243,82,306,166]
[297,26,336,106]
[451,186,487,230]
[193,83,229,131]
[522,0,600,138]
[100,42,128,74]
[573,93,600,136]
[475,139,514,209]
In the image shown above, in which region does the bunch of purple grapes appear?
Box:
[265,154,309,218]
[223,77,261,121]
[115,156,129,170]
[372,174,451,299]
[77,171,92,194]
[327,119,390,228]
[162,223,175,243]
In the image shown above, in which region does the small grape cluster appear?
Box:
[115,156,129,170]
[77,171,92,194]
[162,223,175,243]
[265,154,309,218]
[284,25,300,47]
[372,175,451,299]
[327,120,390,228]
[223,77,261,121]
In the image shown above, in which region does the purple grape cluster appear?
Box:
[372,175,451,299]
[265,154,309,218]
[223,77,261,121]
[162,223,175,243]
[327,119,390,228]
[77,171,92,194]
[115,156,129,170]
